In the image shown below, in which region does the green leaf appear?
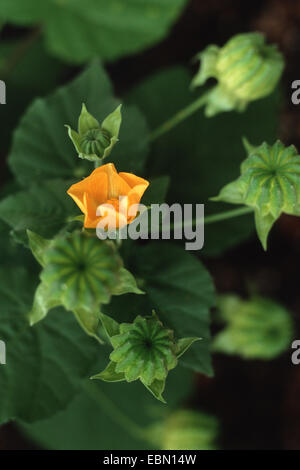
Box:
[0,0,187,63]
[0,266,99,424]
[105,243,215,376]
[0,179,78,244]
[142,175,170,206]
[126,66,280,255]
[0,220,33,267]
[91,362,125,383]
[110,267,144,296]
[8,63,149,187]
[0,38,64,152]
[18,365,193,450]
[177,337,201,359]
[27,230,51,267]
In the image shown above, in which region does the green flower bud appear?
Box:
[80,128,111,157]
[40,232,122,311]
[149,410,219,450]
[110,315,178,385]
[192,32,284,117]
[212,139,300,249]
[92,312,200,402]
[27,231,142,340]
[213,295,293,360]
[66,103,122,163]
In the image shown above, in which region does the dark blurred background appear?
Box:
[1,0,300,450]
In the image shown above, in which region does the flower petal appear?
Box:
[96,163,131,199]
[67,170,108,212]
[119,172,149,189]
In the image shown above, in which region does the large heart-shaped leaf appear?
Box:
[0,265,99,424]
[0,0,187,63]
[18,362,193,450]
[0,38,64,152]
[0,179,78,244]
[8,62,149,187]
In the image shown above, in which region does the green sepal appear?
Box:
[110,267,144,296]
[203,84,247,117]
[101,104,122,161]
[67,214,85,224]
[254,210,276,251]
[29,278,104,342]
[212,139,300,249]
[78,103,100,135]
[143,378,166,404]
[28,282,60,326]
[91,361,125,382]
[177,337,201,359]
[27,230,51,267]
[191,45,220,88]
[242,136,257,155]
[65,126,82,154]
[99,312,120,342]
[66,103,122,163]
[73,308,104,344]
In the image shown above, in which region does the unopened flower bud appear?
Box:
[66,103,122,163]
[149,410,219,450]
[80,128,111,157]
[92,312,200,402]
[212,139,300,249]
[192,32,284,117]
[110,315,178,385]
[213,295,293,359]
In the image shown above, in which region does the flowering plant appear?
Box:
[0,9,297,451]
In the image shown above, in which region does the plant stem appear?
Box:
[204,206,253,225]
[1,27,41,79]
[149,91,210,142]
[171,206,253,231]
[83,381,149,443]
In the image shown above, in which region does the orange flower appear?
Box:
[67,163,149,229]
